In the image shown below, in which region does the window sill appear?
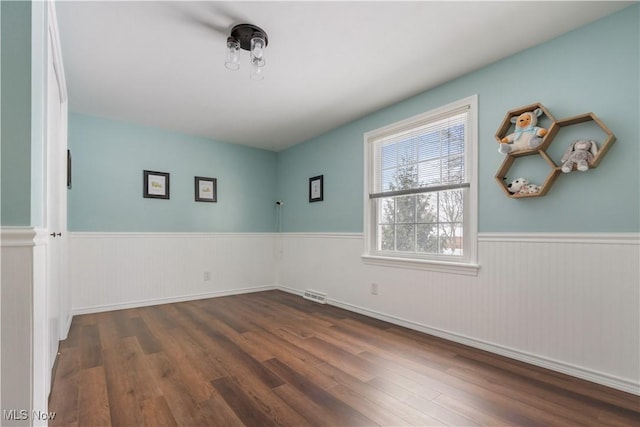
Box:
[361,254,480,276]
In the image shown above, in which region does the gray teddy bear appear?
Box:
[561,140,599,173]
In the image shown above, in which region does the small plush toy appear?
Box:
[499,108,548,154]
[561,139,599,173]
[507,177,542,195]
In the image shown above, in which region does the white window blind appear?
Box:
[370,106,470,199]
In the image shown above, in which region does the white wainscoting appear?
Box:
[1,227,42,422]
[278,232,640,395]
[1,243,34,421]
[70,233,279,314]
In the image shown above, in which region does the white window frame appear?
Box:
[362,95,479,275]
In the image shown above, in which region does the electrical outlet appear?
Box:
[204,271,211,281]
[370,283,379,295]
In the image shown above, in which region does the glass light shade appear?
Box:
[250,56,265,81]
[250,35,265,59]
[225,39,240,71]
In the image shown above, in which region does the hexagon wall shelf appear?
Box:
[494,104,615,199]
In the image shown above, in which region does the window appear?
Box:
[363,95,478,274]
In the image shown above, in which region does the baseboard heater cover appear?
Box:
[303,289,327,304]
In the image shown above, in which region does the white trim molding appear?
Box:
[1,227,37,247]
[479,232,640,245]
[70,231,278,239]
[48,0,68,104]
[72,285,277,316]
[279,232,363,240]
[361,254,480,276]
[0,227,50,247]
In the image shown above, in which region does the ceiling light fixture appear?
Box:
[225,23,268,81]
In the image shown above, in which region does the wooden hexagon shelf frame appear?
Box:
[494,104,615,199]
[548,112,616,172]
[495,152,560,198]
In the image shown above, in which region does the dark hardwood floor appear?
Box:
[49,290,640,426]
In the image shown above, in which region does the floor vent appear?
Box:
[303,289,327,304]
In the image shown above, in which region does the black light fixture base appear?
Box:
[230,23,268,51]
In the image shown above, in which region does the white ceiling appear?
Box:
[55,1,631,151]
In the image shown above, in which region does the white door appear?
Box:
[45,20,68,395]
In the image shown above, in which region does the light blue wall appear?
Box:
[68,113,278,232]
[29,1,47,227]
[276,5,640,233]
[275,124,364,232]
[1,1,32,226]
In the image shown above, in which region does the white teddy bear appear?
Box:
[499,108,548,154]
[507,178,542,195]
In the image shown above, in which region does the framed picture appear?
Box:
[309,175,324,202]
[195,176,217,202]
[143,170,170,199]
[67,149,72,189]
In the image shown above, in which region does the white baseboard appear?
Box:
[61,312,73,340]
[277,285,639,395]
[71,285,277,316]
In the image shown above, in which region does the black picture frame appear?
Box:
[309,175,324,202]
[67,149,72,189]
[195,176,217,202]
[143,170,170,199]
